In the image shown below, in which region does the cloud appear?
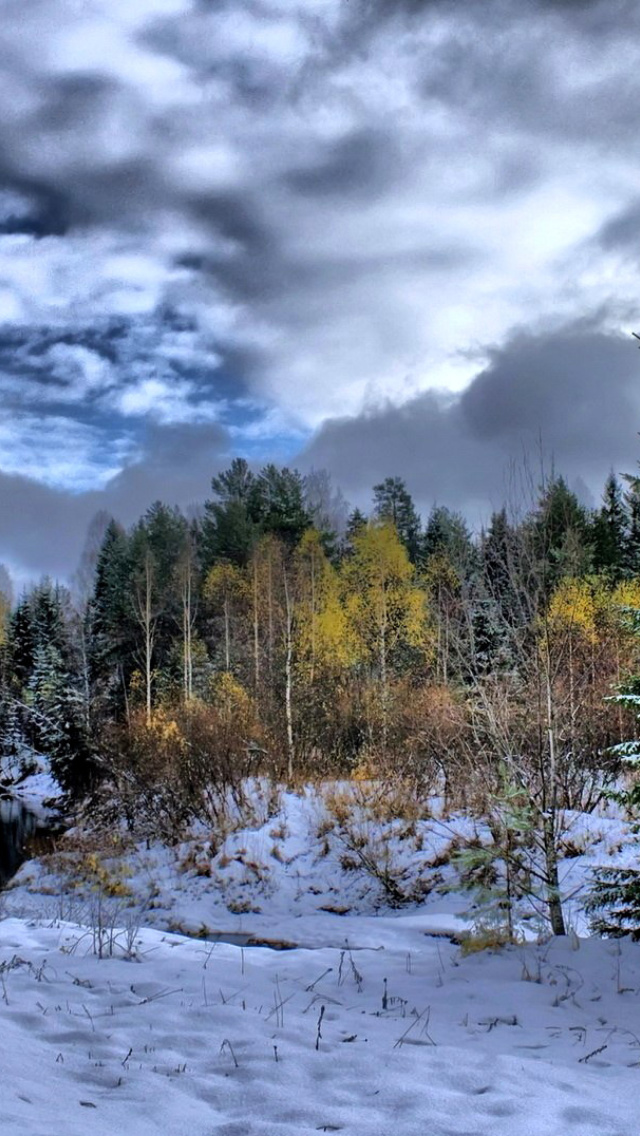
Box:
[0,2,639,574]
[0,0,637,429]
[0,419,233,583]
[300,327,640,522]
[0,415,135,491]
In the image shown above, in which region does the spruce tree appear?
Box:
[372,477,421,563]
[26,643,90,794]
[8,596,35,691]
[623,475,640,576]
[531,476,593,591]
[592,472,628,579]
[87,519,134,718]
[343,508,368,557]
[422,505,475,579]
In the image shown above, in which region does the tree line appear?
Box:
[2,457,640,929]
[1,459,640,903]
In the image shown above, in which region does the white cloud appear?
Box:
[0,0,638,515]
[0,414,135,491]
[115,376,224,425]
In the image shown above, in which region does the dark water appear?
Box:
[0,797,38,886]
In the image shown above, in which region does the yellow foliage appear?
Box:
[342,522,431,665]
[547,577,600,644]
[548,576,640,649]
[423,552,460,596]
[459,928,514,955]
[211,671,252,720]
[79,852,133,898]
[294,530,357,675]
[203,561,248,608]
[146,706,186,747]
[611,579,640,612]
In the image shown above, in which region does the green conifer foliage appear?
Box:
[372,477,422,563]
[26,643,91,793]
[202,458,257,568]
[592,472,628,579]
[422,505,475,579]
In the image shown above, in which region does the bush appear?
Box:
[95,686,268,841]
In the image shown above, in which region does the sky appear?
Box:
[2,0,640,581]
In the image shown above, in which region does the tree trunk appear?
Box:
[543,637,566,935]
[224,596,230,672]
[182,565,193,703]
[283,565,295,781]
[543,811,566,935]
[379,585,388,751]
[253,556,260,693]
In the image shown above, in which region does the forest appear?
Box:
[3,457,640,936]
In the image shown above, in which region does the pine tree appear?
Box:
[623,475,640,576]
[530,476,593,591]
[202,458,256,568]
[372,477,421,563]
[249,464,311,547]
[592,473,628,579]
[422,506,475,579]
[26,643,90,794]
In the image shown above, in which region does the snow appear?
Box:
[2,784,640,1134]
[2,916,640,1135]
[10,769,62,824]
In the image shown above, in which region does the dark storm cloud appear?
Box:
[345,0,632,29]
[301,328,640,520]
[284,128,401,200]
[595,200,640,258]
[0,420,232,581]
[331,0,640,149]
[0,179,71,238]
[0,0,639,578]
[0,70,164,233]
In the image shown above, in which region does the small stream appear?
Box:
[0,797,38,887]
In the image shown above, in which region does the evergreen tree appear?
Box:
[343,508,368,557]
[372,477,421,563]
[530,476,593,591]
[623,475,640,576]
[482,510,514,604]
[592,473,628,579]
[202,458,257,568]
[477,509,526,669]
[87,519,134,718]
[248,464,311,547]
[211,457,255,504]
[8,596,35,691]
[26,643,90,794]
[422,505,475,579]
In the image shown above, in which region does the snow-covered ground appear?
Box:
[3,915,640,1135]
[2,783,640,1134]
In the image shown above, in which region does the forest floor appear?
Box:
[2,780,640,1135]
